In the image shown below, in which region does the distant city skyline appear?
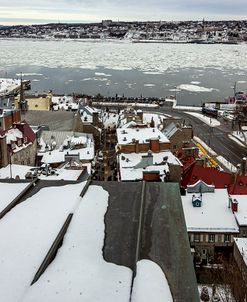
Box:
[0,0,247,25]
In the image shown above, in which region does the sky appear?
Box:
[0,0,246,25]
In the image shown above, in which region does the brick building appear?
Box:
[116,127,171,153]
[0,120,37,168]
[181,180,239,264]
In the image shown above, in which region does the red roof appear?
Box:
[14,120,36,144]
[182,163,247,195]
[182,164,232,188]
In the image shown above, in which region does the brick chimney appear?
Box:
[92,112,99,126]
[150,138,160,153]
[135,140,139,153]
[231,198,238,213]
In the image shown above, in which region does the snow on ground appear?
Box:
[232,131,247,144]
[23,185,132,302]
[185,112,220,127]
[216,156,237,173]
[178,84,218,92]
[165,98,202,111]
[193,136,217,156]
[0,182,85,302]
[0,182,29,212]
[92,101,159,108]
[198,284,235,302]
[228,134,246,147]
[132,260,173,302]
[193,137,236,172]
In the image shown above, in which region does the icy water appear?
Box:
[0,39,247,105]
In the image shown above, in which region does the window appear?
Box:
[23,137,28,144]
[224,234,231,242]
[194,233,200,242]
[208,234,215,243]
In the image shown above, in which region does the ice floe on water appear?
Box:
[2,40,247,73]
[95,72,112,77]
[178,84,218,92]
[144,84,156,87]
[143,71,163,75]
[16,73,43,76]
[190,81,201,85]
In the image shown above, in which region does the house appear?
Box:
[118,150,182,182]
[0,108,21,130]
[181,180,239,264]
[116,127,170,153]
[0,180,199,301]
[38,131,94,174]
[15,93,52,111]
[163,122,193,152]
[0,120,37,167]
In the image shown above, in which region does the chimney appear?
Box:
[150,138,160,153]
[241,157,247,175]
[92,112,99,126]
[135,140,139,153]
[231,198,238,213]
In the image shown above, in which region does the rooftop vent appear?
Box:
[192,194,202,207]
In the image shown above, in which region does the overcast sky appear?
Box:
[0,0,246,25]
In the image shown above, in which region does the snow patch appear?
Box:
[132,260,173,302]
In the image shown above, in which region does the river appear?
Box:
[0,39,247,105]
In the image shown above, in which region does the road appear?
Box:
[152,107,247,167]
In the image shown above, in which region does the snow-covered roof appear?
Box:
[119,151,181,181]
[181,189,239,233]
[52,95,74,104]
[142,113,166,128]
[132,260,173,302]
[0,78,21,95]
[163,122,178,139]
[39,131,94,164]
[102,112,119,128]
[0,182,86,302]
[234,238,247,267]
[22,185,132,302]
[230,195,247,226]
[0,182,29,212]
[117,127,169,145]
[41,143,94,164]
[5,128,23,144]
[0,164,88,181]
[80,105,100,122]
